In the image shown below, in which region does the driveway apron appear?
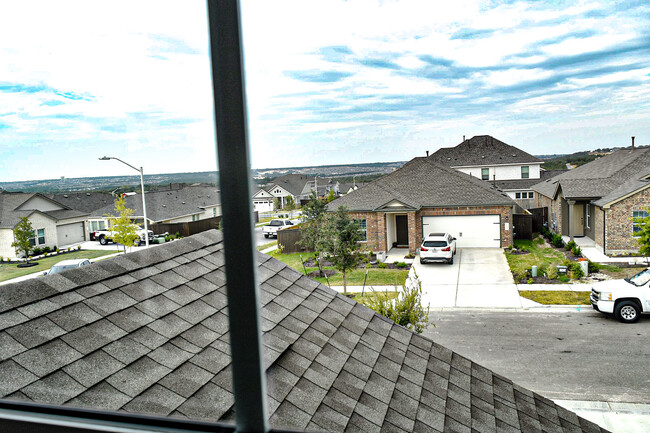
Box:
[414,248,522,308]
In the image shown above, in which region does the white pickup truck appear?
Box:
[590,267,650,323]
[92,226,154,246]
[263,219,293,238]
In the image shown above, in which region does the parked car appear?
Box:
[44,259,91,275]
[419,233,457,264]
[92,225,154,246]
[263,219,293,238]
[590,267,650,323]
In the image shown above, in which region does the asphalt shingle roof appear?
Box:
[269,174,312,197]
[0,192,87,228]
[330,157,516,211]
[89,186,221,222]
[532,148,650,202]
[0,230,607,432]
[429,136,542,167]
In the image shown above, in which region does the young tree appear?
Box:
[361,270,430,333]
[321,206,362,294]
[284,195,296,218]
[327,189,336,203]
[11,217,35,262]
[633,206,650,261]
[273,197,281,211]
[298,193,328,275]
[109,196,139,253]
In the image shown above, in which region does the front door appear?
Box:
[396,215,408,247]
[573,204,584,236]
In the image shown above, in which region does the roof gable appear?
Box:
[330,157,515,212]
[268,174,310,196]
[374,199,417,211]
[429,135,542,167]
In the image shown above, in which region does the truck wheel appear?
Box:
[614,301,641,323]
[264,234,269,238]
[99,236,108,245]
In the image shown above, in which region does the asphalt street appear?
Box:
[421,310,650,404]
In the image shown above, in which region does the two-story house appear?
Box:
[428,135,547,209]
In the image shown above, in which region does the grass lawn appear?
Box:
[519,290,590,305]
[256,241,277,251]
[0,250,117,282]
[506,237,567,278]
[349,290,398,304]
[269,251,409,287]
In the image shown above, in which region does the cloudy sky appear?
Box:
[1,0,649,182]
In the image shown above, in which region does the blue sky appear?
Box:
[1,0,649,182]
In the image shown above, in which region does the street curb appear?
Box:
[428,306,593,313]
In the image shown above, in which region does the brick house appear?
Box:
[329,157,517,254]
[532,147,650,255]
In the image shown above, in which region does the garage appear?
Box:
[422,215,501,248]
[56,222,85,245]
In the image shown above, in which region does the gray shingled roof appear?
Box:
[90,186,221,222]
[494,170,566,191]
[269,174,312,197]
[532,148,650,202]
[330,158,516,211]
[0,230,607,432]
[429,136,542,167]
[49,192,116,214]
[0,192,87,228]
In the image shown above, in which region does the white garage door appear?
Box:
[422,215,501,248]
[56,222,85,245]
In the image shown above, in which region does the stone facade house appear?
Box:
[329,157,517,254]
[532,147,650,255]
[428,135,546,209]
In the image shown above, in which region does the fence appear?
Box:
[277,228,310,254]
[529,207,548,232]
[513,214,532,240]
[150,216,222,237]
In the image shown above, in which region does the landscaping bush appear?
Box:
[569,262,584,279]
[546,264,558,280]
[565,240,576,251]
[558,275,570,283]
[43,246,51,253]
[377,262,387,269]
[551,233,564,248]
[588,261,600,273]
[396,262,407,268]
[571,246,582,257]
[32,247,43,256]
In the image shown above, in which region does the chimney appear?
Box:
[426,150,429,157]
[463,135,465,141]
[632,136,635,150]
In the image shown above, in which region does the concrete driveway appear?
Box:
[413,248,522,308]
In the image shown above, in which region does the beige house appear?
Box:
[0,192,88,259]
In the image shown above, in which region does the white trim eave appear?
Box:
[449,162,542,169]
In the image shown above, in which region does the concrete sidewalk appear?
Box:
[556,400,650,433]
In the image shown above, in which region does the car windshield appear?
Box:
[423,241,447,247]
[49,265,78,274]
[269,220,284,226]
[629,268,650,286]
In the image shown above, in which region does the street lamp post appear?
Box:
[99,156,149,247]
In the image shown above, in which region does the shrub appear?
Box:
[552,233,564,248]
[571,246,582,257]
[527,278,534,284]
[32,247,43,256]
[569,262,584,279]
[365,263,372,269]
[359,270,429,333]
[77,245,81,251]
[588,261,600,273]
[546,264,558,280]
[43,246,51,253]
[405,253,415,259]
[396,262,407,268]
[378,262,387,269]
[558,275,570,283]
[565,240,576,251]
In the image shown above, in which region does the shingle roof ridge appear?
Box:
[429,135,542,166]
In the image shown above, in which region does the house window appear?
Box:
[355,219,367,241]
[481,168,489,180]
[586,206,590,229]
[521,166,529,179]
[515,192,521,199]
[552,212,557,230]
[528,192,534,199]
[633,210,648,234]
[29,228,45,246]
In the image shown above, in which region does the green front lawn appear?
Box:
[519,290,590,305]
[256,241,277,251]
[269,251,409,286]
[0,250,117,282]
[506,237,567,279]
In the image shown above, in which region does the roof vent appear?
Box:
[481,155,485,159]
[162,204,166,207]
[182,202,186,204]
[86,193,90,196]
[512,154,516,157]
[63,195,68,198]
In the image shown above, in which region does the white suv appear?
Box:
[420,233,457,264]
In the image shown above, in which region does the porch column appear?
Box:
[567,200,575,242]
